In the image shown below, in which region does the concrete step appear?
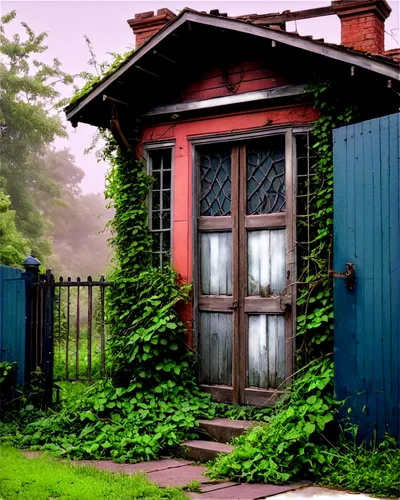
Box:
[179,440,235,462]
[198,418,258,443]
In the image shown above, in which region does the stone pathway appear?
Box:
[22,452,310,499]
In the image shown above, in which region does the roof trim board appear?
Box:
[65,10,399,123]
[142,84,309,117]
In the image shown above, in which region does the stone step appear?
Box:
[198,418,258,443]
[179,440,235,462]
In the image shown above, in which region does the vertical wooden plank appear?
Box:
[248,315,260,387]
[333,125,350,404]
[258,315,269,388]
[276,315,286,385]
[259,230,270,296]
[219,233,227,296]
[218,312,227,384]
[209,234,220,295]
[388,114,399,439]
[199,312,210,383]
[209,312,219,384]
[354,120,367,436]
[226,233,233,296]
[379,116,391,442]
[270,230,286,293]
[248,231,260,295]
[371,117,384,442]
[238,144,248,402]
[226,313,233,387]
[362,118,375,443]
[267,315,277,388]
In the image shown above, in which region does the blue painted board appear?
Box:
[0,265,26,384]
[333,113,400,444]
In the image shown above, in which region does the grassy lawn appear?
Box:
[0,447,187,500]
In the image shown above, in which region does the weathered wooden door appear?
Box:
[333,113,399,443]
[195,133,295,405]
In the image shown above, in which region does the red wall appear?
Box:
[141,103,318,342]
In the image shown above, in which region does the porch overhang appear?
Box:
[65,9,400,128]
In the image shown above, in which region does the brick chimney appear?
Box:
[332,0,391,54]
[128,9,176,49]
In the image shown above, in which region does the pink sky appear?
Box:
[3,0,399,194]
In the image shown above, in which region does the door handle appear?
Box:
[329,263,355,291]
[230,300,238,310]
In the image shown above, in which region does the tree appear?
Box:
[0,187,29,266]
[0,10,74,263]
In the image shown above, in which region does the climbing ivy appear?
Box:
[296,81,356,364]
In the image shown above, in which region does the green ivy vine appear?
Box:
[296,81,356,364]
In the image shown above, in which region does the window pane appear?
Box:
[199,147,232,216]
[163,232,170,252]
[163,190,170,210]
[163,170,171,190]
[152,171,161,190]
[152,190,160,211]
[162,211,171,230]
[152,233,161,252]
[152,211,161,230]
[247,136,285,214]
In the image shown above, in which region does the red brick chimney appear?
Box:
[332,0,391,54]
[128,9,176,49]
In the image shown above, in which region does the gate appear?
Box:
[26,268,111,404]
[333,113,399,443]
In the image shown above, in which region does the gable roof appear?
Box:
[65,8,399,125]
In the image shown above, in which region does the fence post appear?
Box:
[23,252,41,383]
[43,269,54,407]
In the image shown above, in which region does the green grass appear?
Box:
[0,447,188,500]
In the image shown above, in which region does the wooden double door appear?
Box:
[195,133,295,405]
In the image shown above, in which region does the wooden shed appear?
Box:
[65,0,399,405]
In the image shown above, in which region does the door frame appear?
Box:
[191,125,311,405]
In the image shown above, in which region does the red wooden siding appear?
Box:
[179,60,290,102]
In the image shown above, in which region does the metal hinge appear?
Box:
[329,263,355,291]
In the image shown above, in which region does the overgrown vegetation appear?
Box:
[0,447,188,500]
[1,30,398,498]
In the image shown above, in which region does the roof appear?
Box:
[65,8,400,125]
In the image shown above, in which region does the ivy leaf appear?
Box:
[304,422,316,438]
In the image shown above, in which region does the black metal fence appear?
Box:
[26,269,111,403]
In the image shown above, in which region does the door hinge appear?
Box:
[329,263,355,291]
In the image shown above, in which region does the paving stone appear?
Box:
[147,464,217,487]
[22,451,45,459]
[199,482,238,493]
[122,458,192,474]
[188,481,311,499]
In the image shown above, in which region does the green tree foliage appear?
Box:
[0,188,29,266]
[0,13,111,275]
[0,11,72,262]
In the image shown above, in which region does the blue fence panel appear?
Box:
[333,113,399,443]
[0,265,26,384]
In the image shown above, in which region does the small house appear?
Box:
[65,0,399,410]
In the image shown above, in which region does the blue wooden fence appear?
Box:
[0,265,26,384]
[333,113,399,443]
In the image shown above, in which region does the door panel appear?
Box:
[247,229,286,296]
[199,312,233,386]
[200,232,232,295]
[196,134,294,404]
[248,315,285,389]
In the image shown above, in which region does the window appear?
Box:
[148,148,172,267]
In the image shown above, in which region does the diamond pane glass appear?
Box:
[199,147,232,216]
[247,137,285,214]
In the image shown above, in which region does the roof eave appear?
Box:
[65,10,400,124]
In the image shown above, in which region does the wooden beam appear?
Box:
[142,84,309,117]
[237,6,334,25]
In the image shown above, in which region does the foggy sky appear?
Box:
[3,0,399,194]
